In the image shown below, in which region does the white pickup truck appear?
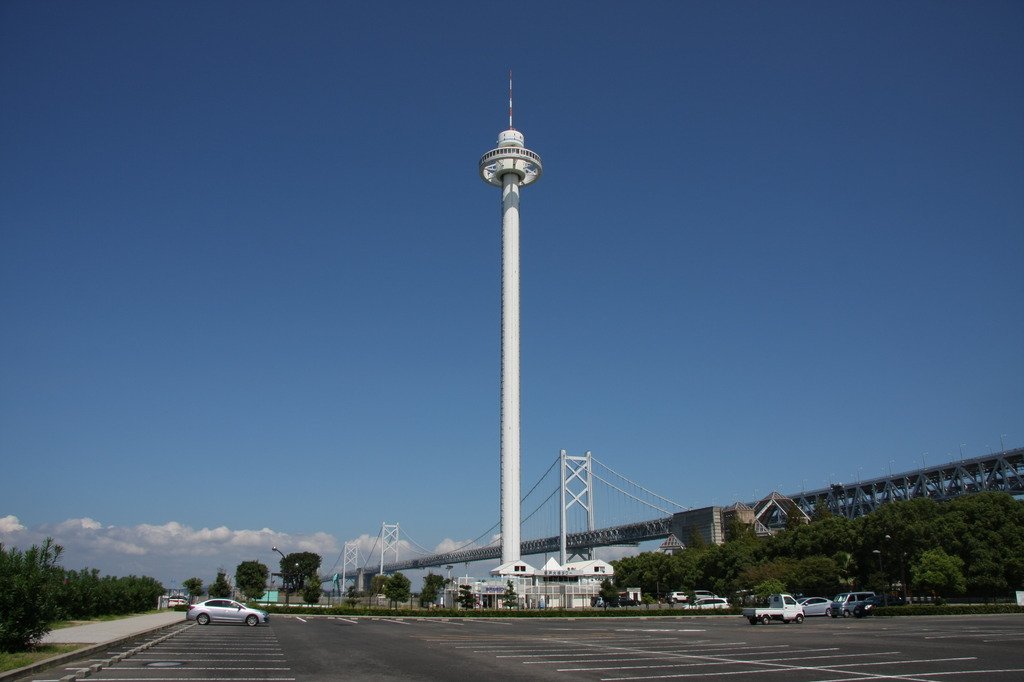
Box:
[742,593,805,625]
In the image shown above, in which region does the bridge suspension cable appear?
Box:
[591,456,687,513]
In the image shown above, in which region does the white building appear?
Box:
[448,557,614,609]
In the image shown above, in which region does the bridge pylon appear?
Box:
[341,541,359,592]
[560,449,595,564]
[380,522,400,574]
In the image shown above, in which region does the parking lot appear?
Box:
[26,614,1023,681]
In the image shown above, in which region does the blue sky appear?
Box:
[2,1,1021,588]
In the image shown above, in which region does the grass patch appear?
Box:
[0,644,83,672]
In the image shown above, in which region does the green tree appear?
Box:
[208,570,231,598]
[790,555,841,596]
[611,550,700,600]
[235,560,269,601]
[940,493,1024,598]
[753,578,787,602]
[420,573,447,607]
[457,584,476,609]
[699,532,764,597]
[182,577,204,601]
[279,552,321,592]
[501,580,518,609]
[912,548,966,598]
[737,557,797,592]
[302,574,322,603]
[599,578,619,606]
[370,574,388,595]
[383,572,411,608]
[0,538,64,652]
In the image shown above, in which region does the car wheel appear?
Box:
[842,609,851,618]
[825,607,832,617]
[196,613,210,625]
[760,614,771,625]
[794,613,804,624]
[245,614,259,626]
[748,617,757,625]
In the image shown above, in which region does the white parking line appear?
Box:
[516,645,800,663]
[561,649,866,673]
[294,617,307,623]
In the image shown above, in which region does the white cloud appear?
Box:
[0,517,342,587]
[0,515,26,533]
[431,537,484,554]
[55,517,102,532]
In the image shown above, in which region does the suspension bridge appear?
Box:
[331,447,1024,586]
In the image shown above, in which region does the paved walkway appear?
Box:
[41,611,184,644]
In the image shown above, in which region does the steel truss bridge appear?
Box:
[362,448,1022,577]
[791,447,1024,519]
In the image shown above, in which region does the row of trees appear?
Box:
[611,492,1024,602]
[179,553,324,604]
[0,539,165,652]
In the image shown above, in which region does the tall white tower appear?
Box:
[479,75,542,566]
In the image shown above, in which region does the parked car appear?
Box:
[830,591,876,618]
[669,590,716,604]
[186,599,269,626]
[797,596,832,617]
[686,597,730,610]
[167,597,189,607]
[617,596,639,607]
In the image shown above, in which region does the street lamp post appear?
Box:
[272,546,290,605]
[872,548,888,606]
[446,565,454,608]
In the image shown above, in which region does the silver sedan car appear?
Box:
[186,599,269,626]
[798,596,832,617]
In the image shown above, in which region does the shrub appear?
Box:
[0,539,64,652]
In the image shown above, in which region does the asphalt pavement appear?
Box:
[8,612,1024,681]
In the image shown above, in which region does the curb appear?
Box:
[2,621,193,682]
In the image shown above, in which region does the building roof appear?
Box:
[489,560,537,577]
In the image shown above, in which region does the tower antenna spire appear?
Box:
[508,69,513,130]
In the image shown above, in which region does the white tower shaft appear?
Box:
[500,174,522,563]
